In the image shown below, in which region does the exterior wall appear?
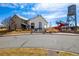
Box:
[28,16,48,29]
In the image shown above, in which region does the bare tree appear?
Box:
[1,16,12,31]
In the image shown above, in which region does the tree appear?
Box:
[1,16,12,31]
[1,16,12,26]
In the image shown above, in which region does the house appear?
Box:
[28,15,48,31]
[5,14,48,31]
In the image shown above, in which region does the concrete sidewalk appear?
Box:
[52,33,79,36]
[0,32,79,37]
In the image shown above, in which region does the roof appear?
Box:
[16,14,28,20]
[11,14,28,21]
[29,15,48,23]
[6,14,48,24]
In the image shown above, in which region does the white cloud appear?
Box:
[0,3,28,8]
[22,11,36,15]
[42,13,66,22]
[0,3,16,8]
[32,3,69,20]
[19,3,28,9]
[20,5,24,9]
[33,3,70,11]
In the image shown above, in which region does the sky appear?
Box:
[0,3,79,27]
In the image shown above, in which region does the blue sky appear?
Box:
[0,3,79,26]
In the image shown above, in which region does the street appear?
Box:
[0,33,79,53]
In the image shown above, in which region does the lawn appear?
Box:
[0,29,31,36]
[0,29,8,35]
[0,48,47,56]
[0,48,78,56]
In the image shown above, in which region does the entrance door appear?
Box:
[39,22,42,29]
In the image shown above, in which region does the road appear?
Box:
[0,33,79,53]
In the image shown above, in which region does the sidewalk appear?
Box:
[52,32,79,36]
[0,32,79,37]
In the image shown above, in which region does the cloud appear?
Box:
[0,3,27,9]
[42,13,67,26]
[33,3,70,11]
[43,12,67,18]
[18,11,37,18]
[22,11,36,16]
[19,3,28,9]
[20,5,24,9]
[42,13,66,22]
[32,3,69,20]
[0,3,16,8]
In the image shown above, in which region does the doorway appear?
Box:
[21,24,26,29]
[31,23,35,29]
[39,22,42,29]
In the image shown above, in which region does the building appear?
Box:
[5,14,48,31]
[28,15,48,31]
[8,14,28,30]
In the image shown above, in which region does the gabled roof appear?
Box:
[29,15,48,23]
[12,14,28,21]
[16,14,28,20]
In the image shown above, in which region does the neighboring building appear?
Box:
[8,14,28,30]
[4,14,48,31]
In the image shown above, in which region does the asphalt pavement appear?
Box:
[0,33,79,53]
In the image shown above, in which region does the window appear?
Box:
[39,22,42,29]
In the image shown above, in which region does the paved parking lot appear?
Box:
[0,33,79,53]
